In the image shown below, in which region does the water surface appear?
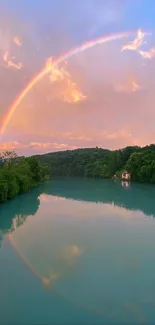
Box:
[1,178,155,324]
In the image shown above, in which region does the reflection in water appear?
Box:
[121,181,130,189]
[0,187,40,247]
[124,302,146,325]
[0,186,41,232]
[9,227,83,289]
[1,177,155,237]
[43,178,155,217]
[0,185,83,287]
[61,245,83,262]
[41,245,83,288]
[1,178,155,324]
[0,230,3,248]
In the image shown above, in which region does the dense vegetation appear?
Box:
[1,144,155,204]
[0,151,50,202]
[36,144,155,184]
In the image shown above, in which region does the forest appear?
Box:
[35,144,155,184]
[0,151,50,202]
[1,144,155,203]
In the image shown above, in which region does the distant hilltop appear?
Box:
[35,144,155,184]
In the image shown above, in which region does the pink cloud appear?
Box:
[101,129,132,140]
[1,27,155,153]
[121,29,146,53]
[139,47,155,60]
[13,36,22,47]
[0,141,78,155]
[114,79,142,93]
[121,29,155,61]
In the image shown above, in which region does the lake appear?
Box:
[1,177,155,324]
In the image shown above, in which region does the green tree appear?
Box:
[0,180,8,201]
[0,151,50,203]
[26,157,42,184]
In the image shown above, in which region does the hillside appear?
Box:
[35,144,155,183]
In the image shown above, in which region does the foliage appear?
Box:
[0,153,50,203]
[1,144,155,204]
[36,145,155,184]
[126,151,155,183]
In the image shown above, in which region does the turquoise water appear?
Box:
[1,178,155,324]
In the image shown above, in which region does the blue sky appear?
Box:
[0,0,155,63]
[2,0,155,44]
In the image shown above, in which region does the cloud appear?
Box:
[0,128,135,154]
[121,29,145,53]
[29,141,78,150]
[121,29,155,61]
[47,58,86,103]
[65,133,92,141]
[139,48,155,60]
[0,141,20,151]
[0,17,23,70]
[7,60,23,70]
[101,129,132,140]
[0,141,78,155]
[13,36,22,47]
[2,28,155,152]
[115,79,142,93]
[2,50,23,70]
[3,51,9,62]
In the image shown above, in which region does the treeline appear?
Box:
[0,151,50,202]
[36,144,155,184]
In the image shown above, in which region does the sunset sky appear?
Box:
[0,0,155,155]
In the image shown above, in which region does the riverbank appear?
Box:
[36,144,155,184]
[1,143,155,204]
[0,153,50,203]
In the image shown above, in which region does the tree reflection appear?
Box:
[43,178,155,218]
[1,177,155,248]
[0,186,41,245]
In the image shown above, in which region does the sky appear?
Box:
[0,0,155,155]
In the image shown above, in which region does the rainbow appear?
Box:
[7,233,113,319]
[7,233,42,282]
[0,31,130,136]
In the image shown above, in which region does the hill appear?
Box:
[35,144,155,183]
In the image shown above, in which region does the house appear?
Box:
[121,170,130,180]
